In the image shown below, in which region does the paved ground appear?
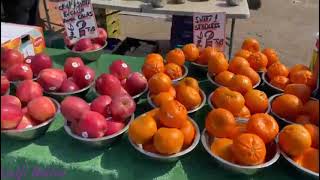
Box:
[39,0,319,67]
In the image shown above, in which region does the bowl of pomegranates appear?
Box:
[64,28,108,62]
[61,94,136,148]
[1,95,60,140]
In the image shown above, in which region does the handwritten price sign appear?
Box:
[58,0,98,44]
[193,12,226,51]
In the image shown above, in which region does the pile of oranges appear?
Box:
[210,87,269,118]
[206,108,279,166]
[149,76,203,111]
[279,124,319,173]
[128,99,196,155]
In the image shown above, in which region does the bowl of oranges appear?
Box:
[128,101,200,162]
[201,109,280,175]
[180,43,209,71]
[277,124,319,178]
[147,76,206,114]
[207,87,271,118]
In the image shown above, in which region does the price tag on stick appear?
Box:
[193,12,226,51]
[57,0,98,44]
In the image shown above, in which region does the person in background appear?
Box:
[2,0,40,26]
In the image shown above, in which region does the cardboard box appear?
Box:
[1,23,46,57]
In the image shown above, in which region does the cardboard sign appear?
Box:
[193,12,226,51]
[57,0,98,44]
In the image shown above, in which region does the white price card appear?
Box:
[57,0,98,44]
[193,12,226,51]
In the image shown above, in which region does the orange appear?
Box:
[247,113,279,144]
[205,108,236,138]
[267,62,289,79]
[284,84,311,103]
[180,119,195,147]
[235,49,252,59]
[211,87,245,115]
[214,71,235,87]
[228,75,253,95]
[247,52,268,71]
[153,127,184,155]
[176,85,202,110]
[290,70,313,86]
[272,94,303,120]
[142,53,165,79]
[182,43,199,62]
[293,148,319,173]
[228,56,250,74]
[166,48,185,66]
[152,92,175,107]
[295,115,312,125]
[241,38,260,53]
[304,124,319,149]
[164,63,183,80]
[229,122,248,139]
[159,100,188,128]
[270,76,290,90]
[197,47,218,65]
[237,66,260,85]
[231,133,266,165]
[208,52,229,75]
[143,141,159,153]
[168,86,177,97]
[289,64,309,76]
[279,124,312,156]
[244,89,268,113]
[262,48,280,67]
[178,77,199,91]
[148,73,172,94]
[211,138,234,162]
[128,115,158,144]
[233,106,251,119]
[302,100,319,125]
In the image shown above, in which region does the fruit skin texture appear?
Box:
[247,113,279,144]
[212,87,245,115]
[109,59,131,80]
[5,64,33,81]
[164,63,183,80]
[289,64,309,76]
[205,108,236,138]
[128,115,157,144]
[148,72,172,95]
[197,47,218,65]
[90,95,112,117]
[241,38,260,53]
[295,115,312,125]
[228,74,253,95]
[211,138,234,162]
[279,124,312,157]
[61,96,90,123]
[178,77,199,91]
[302,100,319,125]
[59,78,80,92]
[16,80,43,104]
[244,89,268,113]
[270,76,290,90]
[182,43,199,61]
[208,52,229,75]
[228,56,250,74]
[293,148,319,173]
[16,114,36,130]
[153,127,184,155]
[105,118,125,136]
[284,84,311,103]
[176,85,201,110]
[92,27,108,46]
[214,71,234,87]
[152,92,175,107]
[27,96,56,122]
[1,104,23,129]
[1,48,24,70]
[1,95,22,108]
[72,65,95,88]
[30,53,53,76]
[267,63,289,80]
[166,48,185,66]
[235,49,252,60]
[180,119,195,147]
[232,133,266,165]
[110,94,136,119]
[77,111,108,138]
[229,122,248,139]
[125,72,147,96]
[159,100,188,128]
[95,73,122,97]
[271,94,303,120]
[38,68,67,91]
[64,57,84,77]
[233,106,251,119]
[303,124,319,149]
[1,75,10,95]
[262,48,280,67]
[142,53,164,79]
[74,38,93,51]
[289,70,313,86]
[247,52,268,71]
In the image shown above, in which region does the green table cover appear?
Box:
[1,48,308,180]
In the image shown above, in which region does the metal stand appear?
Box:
[43,0,53,31]
[228,18,236,60]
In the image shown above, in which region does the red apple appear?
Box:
[109,60,131,80]
[72,65,95,88]
[1,104,23,129]
[1,95,22,108]
[16,80,43,104]
[38,68,67,91]
[74,38,93,52]
[70,121,81,135]
[110,94,136,119]
[95,73,122,97]
[64,57,84,77]
[61,96,90,123]
[119,86,129,96]
[1,48,24,70]
[105,117,125,136]
[22,107,28,114]
[30,53,53,76]
[5,64,33,81]
[27,96,56,122]
[1,75,9,95]
[92,28,107,46]
[77,111,108,138]
[125,72,147,96]
[91,43,102,50]
[16,114,37,130]
[59,78,80,92]
[90,95,112,117]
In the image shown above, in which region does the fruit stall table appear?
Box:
[0,48,307,180]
